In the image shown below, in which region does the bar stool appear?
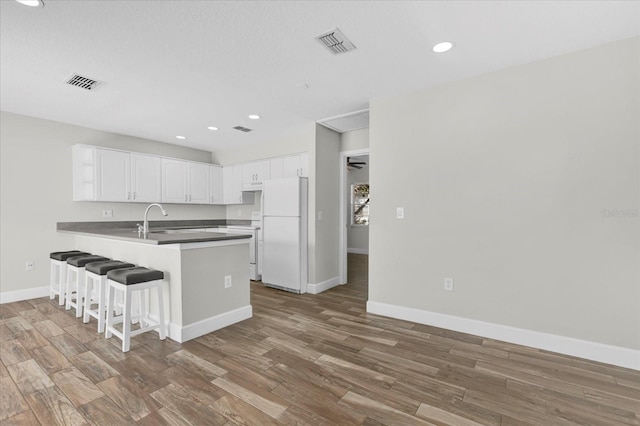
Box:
[50,251,89,306]
[83,260,135,333]
[105,267,166,352]
[65,255,109,318]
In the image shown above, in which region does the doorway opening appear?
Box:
[339,149,369,286]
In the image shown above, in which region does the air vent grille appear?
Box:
[64,73,104,91]
[233,126,252,133]
[315,28,356,55]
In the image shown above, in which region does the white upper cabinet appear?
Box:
[188,162,210,204]
[282,153,308,178]
[242,160,270,190]
[210,165,223,204]
[161,159,188,203]
[162,159,210,204]
[223,164,255,205]
[95,148,131,202]
[270,157,283,179]
[130,154,161,202]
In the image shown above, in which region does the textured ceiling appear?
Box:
[1,1,638,152]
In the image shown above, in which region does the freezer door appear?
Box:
[262,216,301,292]
[263,178,301,217]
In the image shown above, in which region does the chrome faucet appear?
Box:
[142,203,168,234]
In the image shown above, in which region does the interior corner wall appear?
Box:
[308,124,341,285]
[0,112,225,295]
[341,128,369,152]
[369,37,640,351]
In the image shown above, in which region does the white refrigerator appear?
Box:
[262,177,308,293]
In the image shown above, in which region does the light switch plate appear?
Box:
[396,207,404,219]
[102,209,113,218]
[444,277,454,291]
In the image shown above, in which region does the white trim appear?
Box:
[339,148,370,285]
[1,286,49,304]
[170,305,253,343]
[347,248,369,255]
[367,301,640,371]
[307,276,341,294]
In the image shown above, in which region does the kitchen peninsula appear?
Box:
[57,220,252,343]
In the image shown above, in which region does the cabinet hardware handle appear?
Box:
[128,192,130,200]
[133,192,136,200]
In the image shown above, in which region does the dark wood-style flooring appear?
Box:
[1,254,639,425]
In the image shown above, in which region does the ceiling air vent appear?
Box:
[233,126,252,133]
[315,27,356,55]
[64,73,104,91]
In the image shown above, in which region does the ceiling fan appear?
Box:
[347,157,367,169]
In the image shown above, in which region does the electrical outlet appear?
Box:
[237,209,242,217]
[25,261,34,271]
[102,209,113,218]
[444,277,454,292]
[396,207,404,219]
[224,275,232,288]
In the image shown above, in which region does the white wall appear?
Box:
[211,124,313,164]
[347,161,369,253]
[369,37,639,355]
[0,112,225,295]
[308,124,341,285]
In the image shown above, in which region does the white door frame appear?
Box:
[339,148,370,284]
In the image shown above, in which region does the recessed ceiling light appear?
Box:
[432,41,453,53]
[248,114,260,120]
[207,126,218,131]
[176,136,186,140]
[16,0,44,7]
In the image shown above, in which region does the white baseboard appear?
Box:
[367,301,640,371]
[0,286,49,304]
[347,248,369,255]
[307,276,341,294]
[170,305,253,343]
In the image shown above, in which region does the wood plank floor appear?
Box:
[1,254,639,425]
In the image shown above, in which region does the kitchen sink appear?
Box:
[148,228,205,234]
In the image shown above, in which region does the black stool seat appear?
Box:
[107,267,164,285]
[86,260,135,276]
[67,255,110,267]
[50,251,90,261]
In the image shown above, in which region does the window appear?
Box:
[351,183,370,225]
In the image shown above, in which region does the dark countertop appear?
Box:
[57,220,252,245]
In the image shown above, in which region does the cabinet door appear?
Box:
[222,166,235,204]
[188,162,210,204]
[270,157,283,180]
[210,165,223,204]
[95,148,130,202]
[232,164,244,202]
[162,159,188,203]
[131,154,161,202]
[282,155,297,178]
[254,160,270,182]
[242,160,270,189]
[242,163,257,188]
